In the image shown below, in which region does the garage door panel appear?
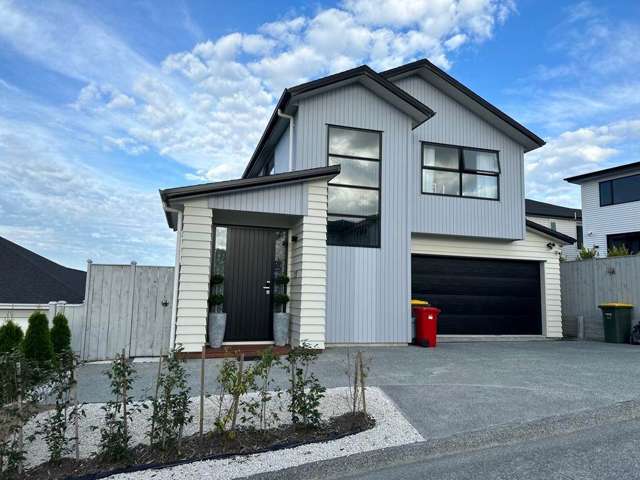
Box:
[411,255,542,335]
[412,275,538,298]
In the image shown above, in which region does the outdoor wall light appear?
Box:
[291,235,298,242]
[161,297,169,307]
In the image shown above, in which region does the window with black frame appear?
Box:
[327,125,381,247]
[599,174,640,206]
[421,143,500,200]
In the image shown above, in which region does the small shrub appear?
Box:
[31,353,80,464]
[95,351,138,463]
[213,355,254,438]
[577,247,598,260]
[50,313,72,356]
[273,294,290,313]
[285,342,325,429]
[0,321,23,354]
[22,312,53,365]
[243,348,282,431]
[608,244,630,257]
[147,347,192,453]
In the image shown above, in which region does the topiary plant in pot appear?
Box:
[272,274,290,347]
[208,274,226,348]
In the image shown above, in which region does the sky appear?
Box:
[0,0,638,269]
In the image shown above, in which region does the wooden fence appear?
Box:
[561,256,640,340]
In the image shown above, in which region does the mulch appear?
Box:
[24,412,375,480]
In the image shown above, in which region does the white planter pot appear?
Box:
[208,312,226,348]
[273,312,289,346]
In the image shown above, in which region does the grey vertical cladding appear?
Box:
[207,183,307,215]
[296,84,412,343]
[394,75,526,240]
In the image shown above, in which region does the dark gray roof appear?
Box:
[565,161,640,184]
[160,165,341,229]
[526,220,576,244]
[525,199,581,220]
[242,65,435,178]
[0,236,86,304]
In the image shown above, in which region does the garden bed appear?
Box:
[26,411,374,480]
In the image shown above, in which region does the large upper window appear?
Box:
[421,143,500,200]
[600,174,640,206]
[327,125,381,248]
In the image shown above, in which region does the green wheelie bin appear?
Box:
[598,303,634,343]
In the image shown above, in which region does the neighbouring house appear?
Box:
[160,59,575,352]
[525,199,582,260]
[565,161,640,257]
[0,236,86,329]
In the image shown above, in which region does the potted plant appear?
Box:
[208,274,226,348]
[273,274,290,346]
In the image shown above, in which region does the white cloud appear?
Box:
[525,120,640,206]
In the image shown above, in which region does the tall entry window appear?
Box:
[421,143,500,200]
[327,125,381,248]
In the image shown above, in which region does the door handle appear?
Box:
[262,280,271,295]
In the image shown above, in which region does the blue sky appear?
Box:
[0,0,638,269]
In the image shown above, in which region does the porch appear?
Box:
[160,166,340,353]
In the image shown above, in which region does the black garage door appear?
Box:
[411,255,542,335]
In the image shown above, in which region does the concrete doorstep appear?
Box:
[245,397,640,480]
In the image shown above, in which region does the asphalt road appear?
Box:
[342,419,640,480]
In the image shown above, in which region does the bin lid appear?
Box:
[411,299,430,306]
[598,303,634,309]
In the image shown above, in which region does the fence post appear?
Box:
[81,259,93,361]
[127,261,137,357]
[48,301,57,320]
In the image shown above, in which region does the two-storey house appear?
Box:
[160,59,574,352]
[565,161,640,257]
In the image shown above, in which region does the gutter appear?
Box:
[163,203,183,352]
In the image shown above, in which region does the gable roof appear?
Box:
[161,165,341,229]
[0,236,86,304]
[526,220,576,245]
[564,161,640,184]
[525,199,581,220]
[380,59,545,152]
[242,65,435,178]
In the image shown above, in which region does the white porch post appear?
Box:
[289,180,328,348]
[174,200,213,352]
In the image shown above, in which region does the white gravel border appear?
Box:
[24,387,422,478]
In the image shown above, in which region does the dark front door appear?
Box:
[223,227,277,342]
[411,255,542,335]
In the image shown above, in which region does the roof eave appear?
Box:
[526,220,576,245]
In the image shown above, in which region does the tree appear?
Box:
[50,313,72,356]
[0,320,24,353]
[22,312,53,364]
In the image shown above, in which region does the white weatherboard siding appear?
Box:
[411,229,563,338]
[581,174,640,257]
[289,180,328,348]
[175,200,213,352]
[273,126,290,174]
[527,216,581,260]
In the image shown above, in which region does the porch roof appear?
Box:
[160,165,340,229]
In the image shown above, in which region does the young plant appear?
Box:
[273,294,290,314]
[0,320,23,354]
[50,313,72,356]
[285,342,326,429]
[577,247,598,260]
[213,355,254,439]
[94,350,138,463]
[32,352,81,464]
[147,347,193,454]
[608,244,630,257]
[242,348,282,431]
[22,312,53,365]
